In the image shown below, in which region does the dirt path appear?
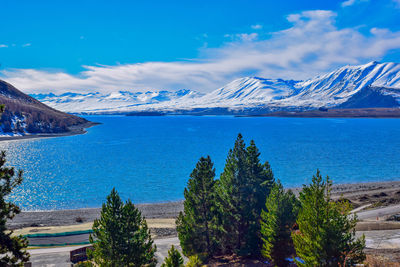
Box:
[357,204,400,221]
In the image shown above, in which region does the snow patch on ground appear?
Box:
[0,114,29,136]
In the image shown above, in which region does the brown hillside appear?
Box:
[0,79,88,134]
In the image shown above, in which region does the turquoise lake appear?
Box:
[3,115,400,211]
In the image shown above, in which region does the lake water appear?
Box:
[3,115,400,211]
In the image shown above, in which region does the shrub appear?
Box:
[185,255,203,267]
[161,245,184,267]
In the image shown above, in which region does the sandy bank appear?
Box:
[8,201,184,230]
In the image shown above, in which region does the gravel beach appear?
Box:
[8,180,400,230]
[8,201,183,230]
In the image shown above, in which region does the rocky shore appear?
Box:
[8,180,400,230]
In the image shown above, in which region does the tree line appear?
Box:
[0,133,366,266]
[176,134,365,266]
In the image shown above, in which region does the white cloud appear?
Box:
[341,0,369,7]
[225,33,259,42]
[22,43,31,47]
[251,24,263,30]
[0,44,8,48]
[2,9,400,94]
[341,0,356,7]
[239,33,259,41]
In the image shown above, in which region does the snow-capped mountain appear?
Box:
[185,61,400,110]
[29,61,400,114]
[190,77,298,108]
[31,89,203,113]
[288,61,400,107]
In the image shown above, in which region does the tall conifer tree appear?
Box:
[176,156,218,257]
[245,140,275,254]
[292,170,365,266]
[217,134,274,256]
[217,134,248,254]
[89,188,157,266]
[260,181,299,266]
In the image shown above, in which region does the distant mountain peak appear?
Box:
[29,61,400,114]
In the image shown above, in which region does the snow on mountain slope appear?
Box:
[29,61,400,113]
[172,61,400,110]
[189,77,298,108]
[287,61,400,107]
[31,89,203,113]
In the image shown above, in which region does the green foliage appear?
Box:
[216,134,274,256]
[176,156,219,257]
[185,255,203,267]
[245,140,275,253]
[260,180,299,266]
[0,151,30,266]
[292,170,365,266]
[161,245,184,267]
[75,261,94,267]
[88,188,157,267]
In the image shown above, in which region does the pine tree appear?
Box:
[0,151,30,266]
[161,245,184,267]
[185,255,203,267]
[216,134,247,254]
[89,188,157,266]
[245,140,275,254]
[260,181,299,266]
[292,170,365,266]
[176,156,218,257]
[216,134,274,256]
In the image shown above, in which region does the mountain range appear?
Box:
[1,61,398,135]
[30,61,400,115]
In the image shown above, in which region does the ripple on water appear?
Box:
[1,116,400,211]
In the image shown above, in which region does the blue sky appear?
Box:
[1,0,400,93]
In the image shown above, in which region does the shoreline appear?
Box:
[74,107,400,118]
[8,201,184,230]
[242,108,400,118]
[0,121,100,142]
[8,180,400,230]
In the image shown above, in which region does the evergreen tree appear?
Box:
[216,134,274,256]
[216,134,247,254]
[292,170,365,266]
[245,140,275,254]
[176,156,218,257]
[89,188,157,266]
[161,245,184,267]
[260,181,299,266]
[185,255,203,267]
[0,151,30,266]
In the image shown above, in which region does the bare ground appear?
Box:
[9,180,400,263]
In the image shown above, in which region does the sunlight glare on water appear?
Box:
[2,115,400,211]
